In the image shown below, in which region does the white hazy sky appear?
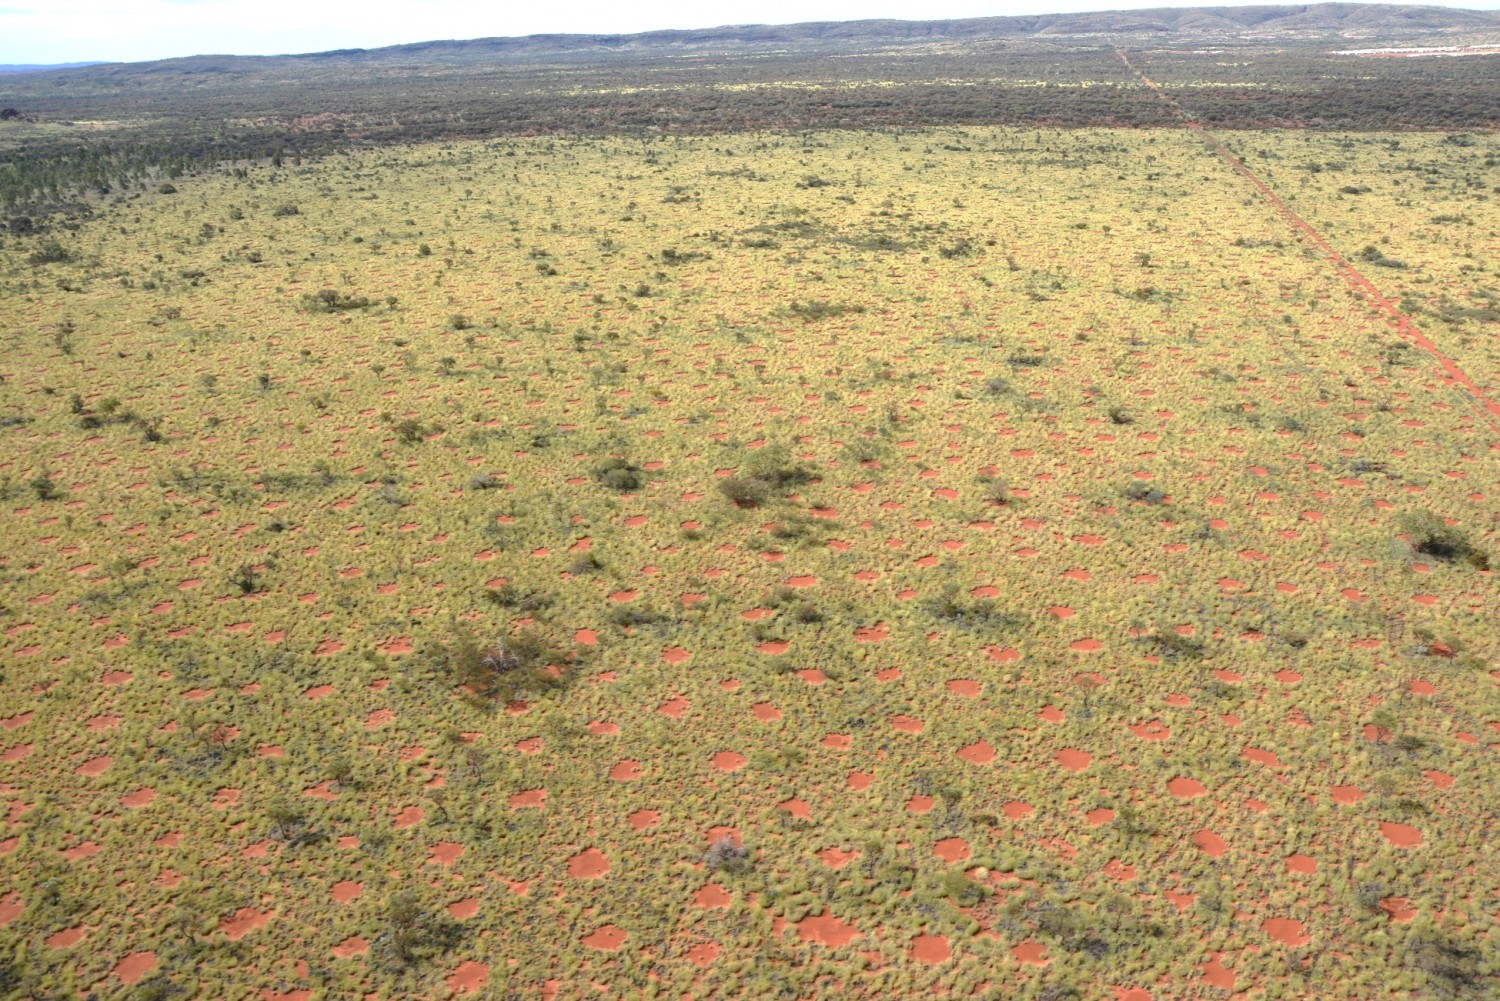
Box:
[2,0,1495,64]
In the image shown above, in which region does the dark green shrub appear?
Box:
[1125,481,1167,505]
[706,837,752,874]
[595,457,644,492]
[27,240,71,265]
[787,300,865,323]
[718,476,769,508]
[1398,510,1488,568]
[432,629,567,707]
[301,288,374,313]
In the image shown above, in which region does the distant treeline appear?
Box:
[2,38,1496,221]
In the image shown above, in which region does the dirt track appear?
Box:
[1116,47,1500,434]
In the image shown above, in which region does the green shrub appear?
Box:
[432,629,567,707]
[1124,481,1167,505]
[1398,510,1488,568]
[301,288,374,313]
[706,837,752,874]
[787,300,865,323]
[718,476,770,508]
[27,239,71,265]
[595,457,644,492]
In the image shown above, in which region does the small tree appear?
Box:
[718,476,769,508]
[706,837,752,874]
[594,458,644,492]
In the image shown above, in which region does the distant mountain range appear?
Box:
[0,63,103,74]
[25,3,1500,76]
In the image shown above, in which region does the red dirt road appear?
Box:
[1116,48,1500,433]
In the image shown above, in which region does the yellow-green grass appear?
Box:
[0,127,1494,998]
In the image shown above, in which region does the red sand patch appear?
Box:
[712,751,747,772]
[1379,821,1422,847]
[1262,917,1309,947]
[1168,777,1207,799]
[428,841,465,865]
[331,881,362,904]
[628,809,661,830]
[933,837,971,863]
[1011,940,1051,965]
[446,961,489,994]
[567,848,610,878]
[686,941,721,966]
[609,757,645,781]
[77,755,112,776]
[6,743,38,762]
[220,907,273,940]
[448,897,480,920]
[957,739,996,764]
[912,934,951,964]
[378,636,413,656]
[121,787,157,808]
[1380,897,1417,923]
[797,911,861,948]
[113,952,157,984]
[1193,830,1228,857]
[658,696,690,718]
[1242,746,1283,769]
[332,936,368,958]
[582,925,628,951]
[61,840,100,861]
[1286,854,1317,875]
[45,926,86,949]
[509,788,546,810]
[891,714,924,733]
[1330,785,1364,805]
[1202,954,1236,990]
[694,883,733,908]
[1055,748,1091,772]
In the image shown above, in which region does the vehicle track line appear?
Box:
[1116,47,1500,434]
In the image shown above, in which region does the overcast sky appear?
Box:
[3,0,1496,64]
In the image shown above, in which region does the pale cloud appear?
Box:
[5,0,1497,64]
